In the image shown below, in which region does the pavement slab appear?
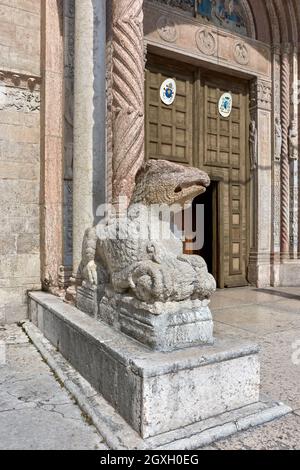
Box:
[1,286,300,450]
[0,325,108,450]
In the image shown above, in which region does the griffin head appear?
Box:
[131,159,210,206]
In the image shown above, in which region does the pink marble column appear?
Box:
[40,0,64,292]
[111,0,145,204]
[280,44,291,258]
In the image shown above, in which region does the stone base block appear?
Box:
[279,260,300,287]
[76,283,99,318]
[23,315,292,449]
[28,291,269,440]
[99,291,214,351]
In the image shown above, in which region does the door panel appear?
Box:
[145,57,249,288]
[145,61,194,165]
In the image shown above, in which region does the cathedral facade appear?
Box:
[1,0,300,324]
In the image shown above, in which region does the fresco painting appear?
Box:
[197,0,247,36]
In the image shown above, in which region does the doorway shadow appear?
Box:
[255,288,300,302]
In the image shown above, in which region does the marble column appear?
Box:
[40,0,64,293]
[289,45,299,259]
[271,45,282,286]
[280,44,291,258]
[111,0,145,205]
[72,0,106,282]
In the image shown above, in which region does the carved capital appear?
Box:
[250,79,272,111]
[282,43,292,56]
[272,44,281,56]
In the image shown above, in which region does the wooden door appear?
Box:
[198,74,249,287]
[145,57,250,288]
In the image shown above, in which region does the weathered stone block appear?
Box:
[17,233,39,254]
[98,291,214,352]
[0,235,16,255]
[29,292,261,439]
[0,304,28,325]
[76,284,99,318]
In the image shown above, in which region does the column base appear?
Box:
[279,259,300,286]
[248,252,272,287]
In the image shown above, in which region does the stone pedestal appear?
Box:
[76,284,99,318]
[77,285,214,351]
[100,292,214,352]
[28,292,291,447]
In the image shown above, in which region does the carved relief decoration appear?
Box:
[233,41,249,65]
[250,79,272,111]
[195,28,217,56]
[0,86,40,112]
[63,181,73,267]
[157,16,178,43]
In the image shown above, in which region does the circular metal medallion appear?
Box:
[218,92,233,118]
[160,79,176,106]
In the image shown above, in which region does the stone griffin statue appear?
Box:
[80,159,216,305]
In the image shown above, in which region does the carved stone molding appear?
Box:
[196,28,217,56]
[233,41,249,65]
[0,70,41,91]
[111,0,145,204]
[58,265,73,289]
[157,16,178,43]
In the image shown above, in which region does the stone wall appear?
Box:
[0,0,41,324]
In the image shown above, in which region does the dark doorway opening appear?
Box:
[184,181,220,287]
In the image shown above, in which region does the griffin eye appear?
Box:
[175,186,182,193]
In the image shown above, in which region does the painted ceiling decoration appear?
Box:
[148,0,249,37]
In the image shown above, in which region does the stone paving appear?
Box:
[0,287,300,450]
[0,324,108,450]
[206,287,300,450]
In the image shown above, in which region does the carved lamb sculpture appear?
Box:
[81,159,216,304]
